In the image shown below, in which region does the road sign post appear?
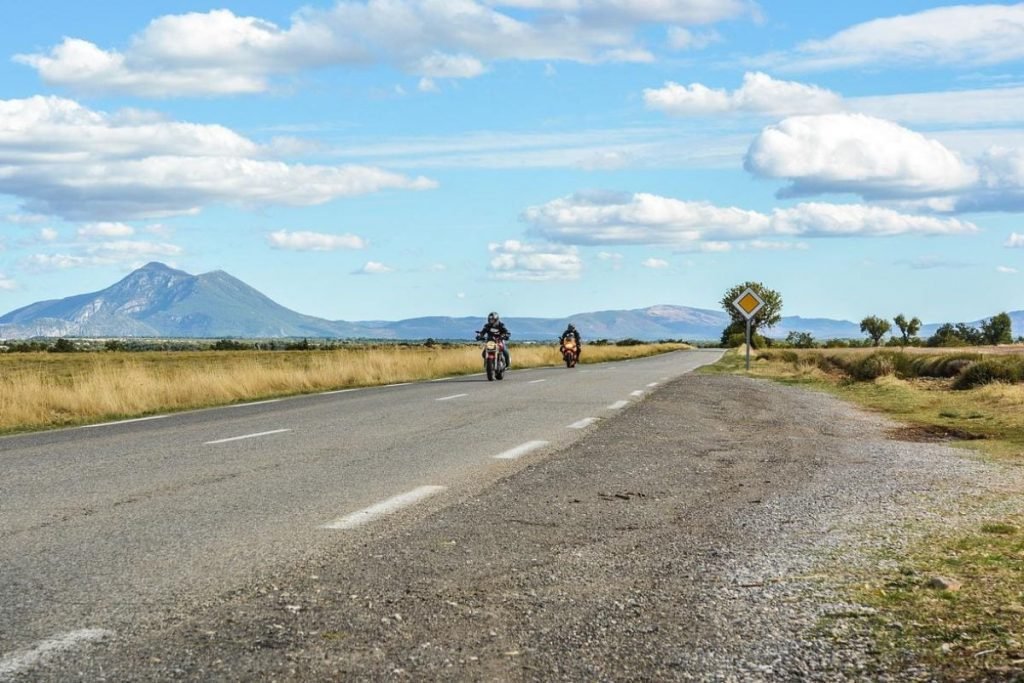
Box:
[731,288,765,371]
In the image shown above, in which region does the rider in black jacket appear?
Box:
[560,323,581,360]
[476,311,511,368]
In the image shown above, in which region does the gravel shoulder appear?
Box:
[33,373,1024,681]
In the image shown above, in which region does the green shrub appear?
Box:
[850,352,899,380]
[952,359,1024,390]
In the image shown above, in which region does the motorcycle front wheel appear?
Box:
[485,357,495,381]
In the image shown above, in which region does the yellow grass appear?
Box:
[0,342,687,434]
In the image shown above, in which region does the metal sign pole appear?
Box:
[745,318,751,370]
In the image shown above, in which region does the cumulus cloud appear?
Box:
[0,274,15,290]
[997,265,1018,273]
[76,222,135,238]
[16,3,755,96]
[267,230,367,251]
[644,72,842,117]
[1007,232,1024,247]
[488,240,582,280]
[779,3,1024,72]
[40,228,59,242]
[666,26,720,51]
[642,257,669,268]
[745,113,978,199]
[356,260,395,274]
[0,96,436,221]
[524,191,977,248]
[28,240,184,270]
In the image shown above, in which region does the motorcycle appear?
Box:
[560,337,578,368]
[476,333,508,381]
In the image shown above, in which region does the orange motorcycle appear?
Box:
[560,337,578,368]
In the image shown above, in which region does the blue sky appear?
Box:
[1,1,1023,325]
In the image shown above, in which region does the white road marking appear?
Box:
[205,429,291,445]
[226,398,281,408]
[528,379,546,384]
[436,393,468,401]
[607,400,630,410]
[321,388,358,395]
[647,382,659,387]
[80,415,168,429]
[321,485,446,530]
[493,440,549,460]
[630,390,644,397]
[567,418,599,429]
[0,629,113,678]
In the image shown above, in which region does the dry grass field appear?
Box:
[0,342,688,434]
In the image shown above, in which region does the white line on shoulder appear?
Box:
[321,485,446,530]
[493,440,549,460]
[205,429,291,445]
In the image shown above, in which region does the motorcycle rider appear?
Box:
[560,323,582,361]
[476,311,511,368]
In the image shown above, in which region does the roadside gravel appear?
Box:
[34,373,1024,681]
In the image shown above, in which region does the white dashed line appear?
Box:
[567,418,599,429]
[493,440,549,460]
[321,486,446,529]
[205,429,291,445]
[607,400,630,410]
[528,379,547,384]
[630,390,644,397]
[0,629,113,678]
[647,382,659,388]
[436,393,468,401]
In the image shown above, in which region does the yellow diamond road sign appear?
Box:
[733,288,764,320]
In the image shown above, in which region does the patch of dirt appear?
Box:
[888,424,985,442]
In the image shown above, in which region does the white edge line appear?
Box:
[528,379,546,384]
[321,388,358,395]
[647,382,659,387]
[321,485,446,529]
[205,429,291,445]
[607,400,630,410]
[630,390,645,397]
[81,415,168,429]
[567,418,599,429]
[493,440,549,460]
[0,629,114,678]
[436,393,469,402]
[225,398,282,408]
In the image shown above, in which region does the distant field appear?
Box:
[0,342,688,434]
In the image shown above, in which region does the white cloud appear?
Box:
[357,260,395,274]
[666,26,719,51]
[997,265,1018,273]
[745,113,978,199]
[488,239,582,280]
[418,77,439,93]
[267,230,367,251]
[0,96,436,221]
[644,72,842,117]
[27,239,183,270]
[16,3,755,96]
[76,222,135,238]
[40,227,59,241]
[524,191,977,248]
[0,274,15,290]
[1006,232,1024,247]
[780,4,1024,72]
[642,257,669,268]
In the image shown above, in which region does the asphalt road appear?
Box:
[0,348,722,679]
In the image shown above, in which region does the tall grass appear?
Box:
[0,343,687,434]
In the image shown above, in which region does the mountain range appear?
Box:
[0,262,1020,342]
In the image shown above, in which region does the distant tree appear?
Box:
[981,312,1013,345]
[785,331,815,348]
[49,338,76,353]
[719,282,783,348]
[927,322,984,347]
[859,316,892,346]
[892,314,922,347]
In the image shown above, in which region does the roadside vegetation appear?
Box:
[0,340,688,435]
[705,345,1024,680]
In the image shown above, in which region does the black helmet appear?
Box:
[567,323,575,331]
[488,311,498,323]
